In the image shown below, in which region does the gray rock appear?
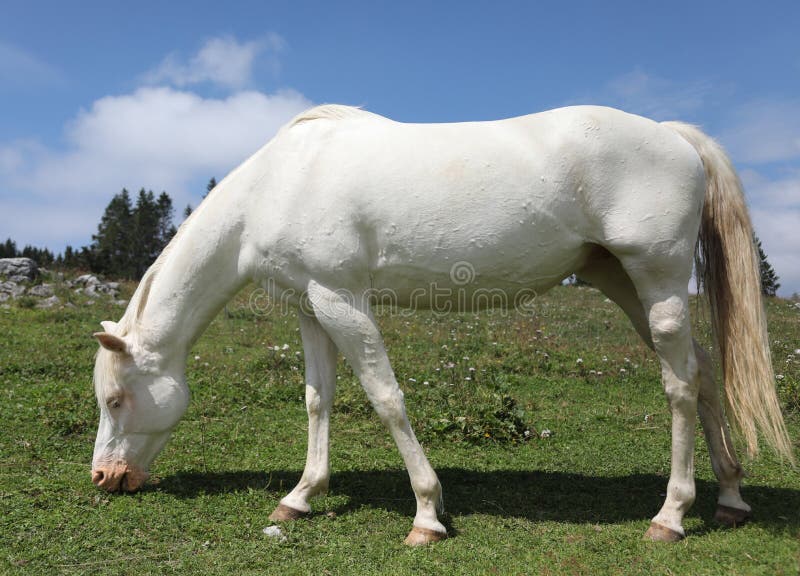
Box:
[75,274,100,286]
[28,284,55,298]
[36,295,61,309]
[0,293,8,302]
[0,258,38,282]
[0,281,25,298]
[114,299,128,307]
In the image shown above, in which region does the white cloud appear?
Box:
[569,69,712,121]
[751,207,800,298]
[0,42,64,88]
[743,170,800,297]
[0,34,313,251]
[0,86,311,248]
[144,35,284,90]
[719,99,800,164]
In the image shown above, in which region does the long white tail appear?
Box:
[663,121,794,463]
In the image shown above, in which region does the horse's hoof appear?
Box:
[644,522,684,542]
[714,504,751,527]
[269,503,309,522]
[403,526,447,546]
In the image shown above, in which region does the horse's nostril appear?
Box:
[91,469,105,485]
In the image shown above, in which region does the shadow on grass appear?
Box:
[153,467,800,536]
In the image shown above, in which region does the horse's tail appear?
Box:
[663,121,794,463]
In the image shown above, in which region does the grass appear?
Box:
[1,281,798,575]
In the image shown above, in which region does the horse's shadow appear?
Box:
[152,467,800,536]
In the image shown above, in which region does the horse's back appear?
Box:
[247,105,705,293]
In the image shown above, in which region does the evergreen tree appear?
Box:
[0,238,18,258]
[205,177,217,198]
[183,204,193,219]
[132,189,162,278]
[754,234,780,297]
[156,191,177,246]
[90,188,134,277]
[88,188,178,278]
[63,245,76,268]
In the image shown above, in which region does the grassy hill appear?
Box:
[1,283,798,575]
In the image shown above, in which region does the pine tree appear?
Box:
[63,245,76,268]
[754,234,780,297]
[205,177,217,198]
[132,189,161,278]
[183,204,193,219]
[90,189,134,277]
[89,188,178,279]
[156,192,177,246]
[0,238,18,258]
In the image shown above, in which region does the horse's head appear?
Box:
[90,321,189,493]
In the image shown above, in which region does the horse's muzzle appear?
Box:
[91,465,149,492]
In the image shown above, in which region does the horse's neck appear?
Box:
[135,200,250,358]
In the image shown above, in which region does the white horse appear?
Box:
[91,104,792,545]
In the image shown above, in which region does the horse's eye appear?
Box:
[107,397,122,409]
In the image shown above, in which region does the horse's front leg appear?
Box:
[306,280,447,545]
[270,312,337,520]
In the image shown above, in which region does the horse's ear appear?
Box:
[100,320,118,333]
[93,332,129,355]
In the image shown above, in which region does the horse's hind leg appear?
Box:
[614,255,701,542]
[305,280,446,545]
[575,247,652,347]
[271,312,338,520]
[694,341,751,526]
[579,250,750,533]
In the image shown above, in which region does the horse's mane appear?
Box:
[115,200,197,338]
[286,104,373,128]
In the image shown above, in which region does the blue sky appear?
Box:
[1,0,799,294]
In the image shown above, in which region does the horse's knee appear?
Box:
[368,387,408,426]
[305,387,332,417]
[648,296,688,344]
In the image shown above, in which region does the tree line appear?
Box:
[3,185,196,279]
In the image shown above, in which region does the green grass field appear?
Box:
[1,282,798,575]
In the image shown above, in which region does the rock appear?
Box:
[114,299,128,307]
[36,295,61,309]
[0,293,8,303]
[75,274,100,286]
[262,525,287,542]
[28,284,54,298]
[0,281,25,298]
[0,258,38,282]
